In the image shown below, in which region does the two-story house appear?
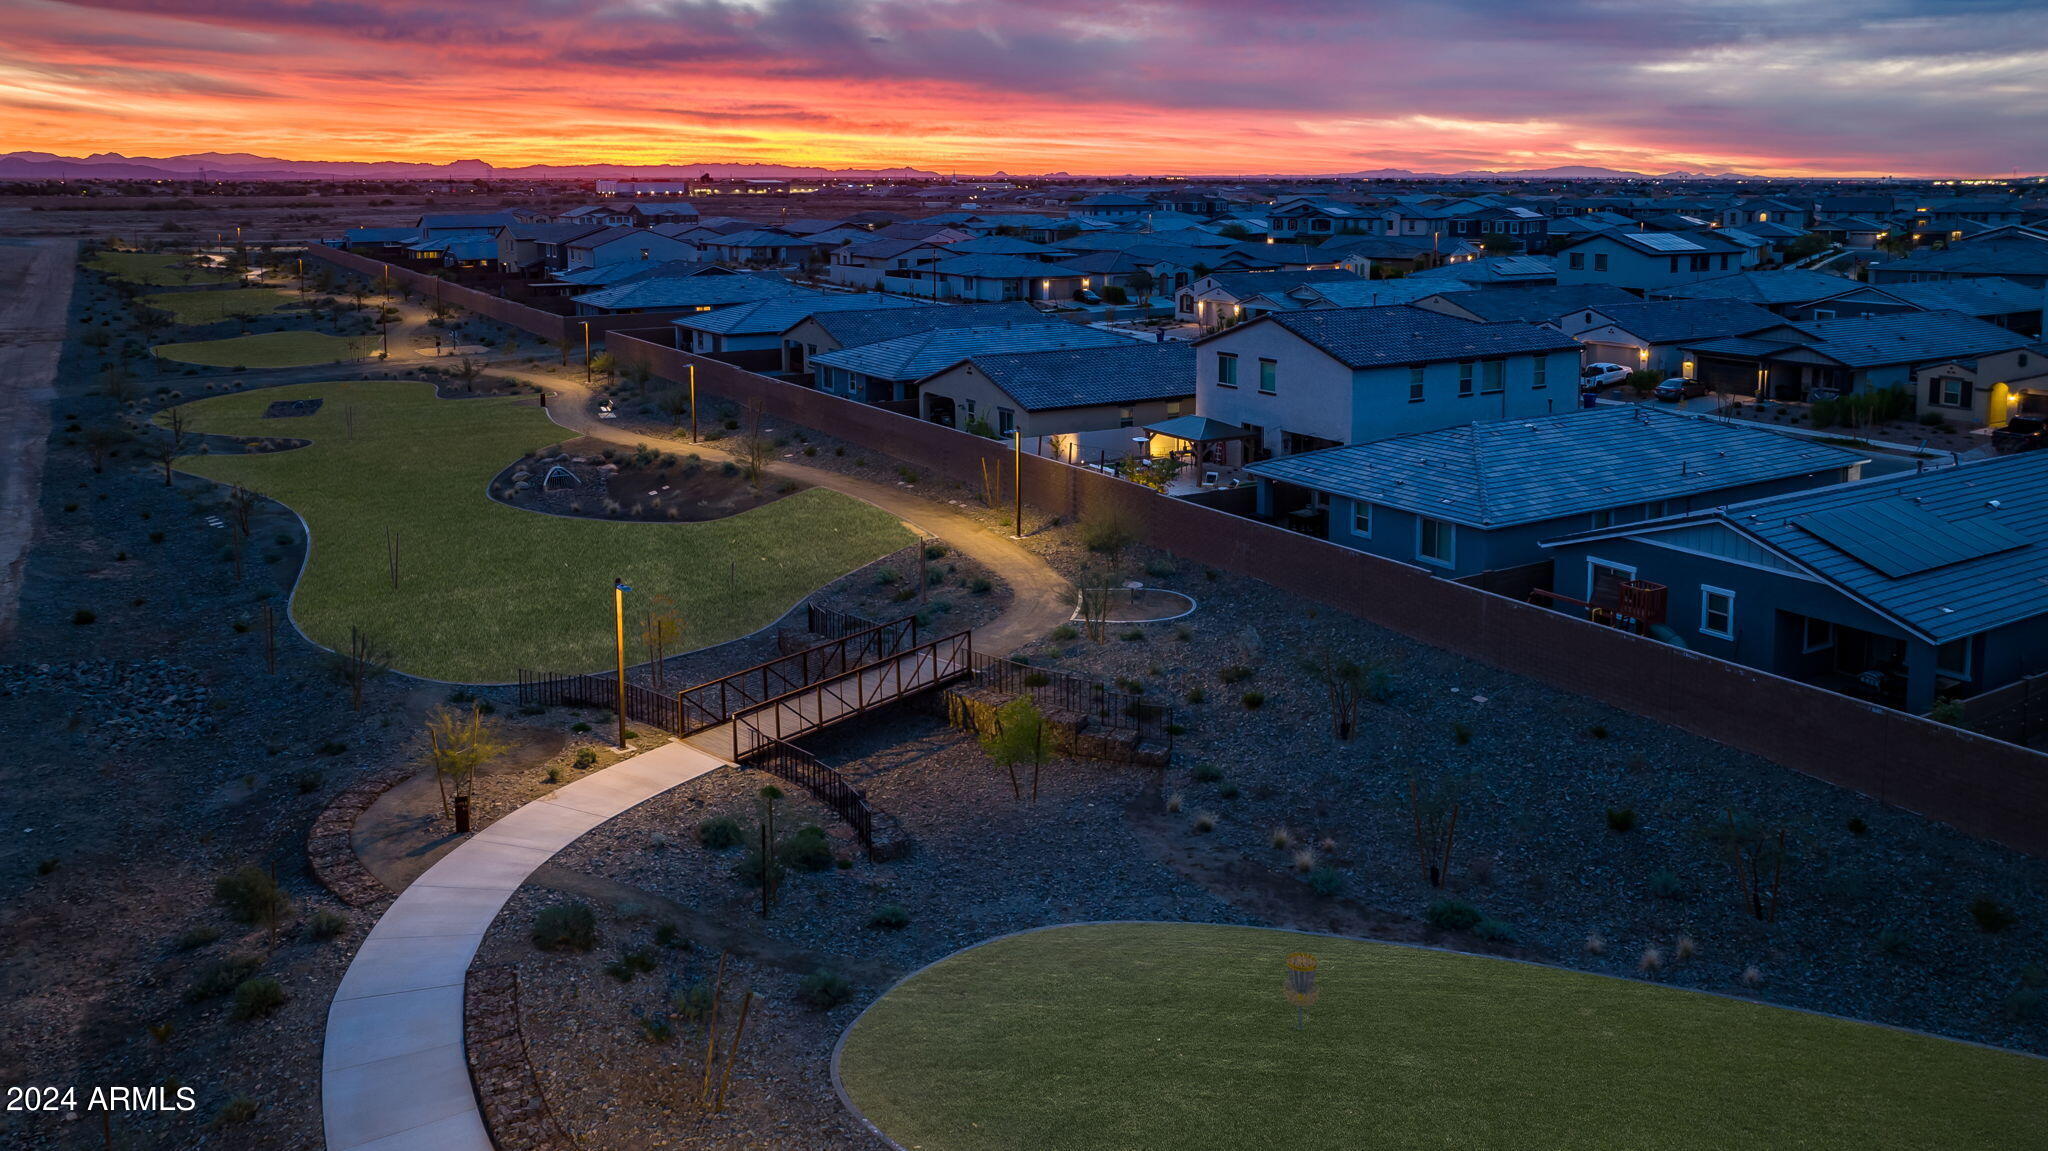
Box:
[1553,230,1754,292]
[1192,304,1586,459]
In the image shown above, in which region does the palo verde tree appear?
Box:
[1409,768,1468,888]
[1299,647,1395,740]
[981,693,1052,801]
[1701,810,1790,922]
[423,703,511,824]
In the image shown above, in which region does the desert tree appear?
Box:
[1079,511,1139,569]
[640,593,684,690]
[661,387,692,430]
[454,356,485,391]
[1701,810,1789,922]
[980,693,1050,801]
[1409,769,1467,888]
[81,424,128,474]
[423,703,510,823]
[339,626,392,711]
[1298,647,1393,740]
[154,404,189,486]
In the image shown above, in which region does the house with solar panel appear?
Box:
[1542,451,2048,714]
[1555,297,1785,378]
[1553,230,1756,292]
[1243,405,1863,580]
[806,321,1137,406]
[777,301,1044,376]
[915,340,1194,441]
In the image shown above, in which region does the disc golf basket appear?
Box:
[1284,952,1318,1029]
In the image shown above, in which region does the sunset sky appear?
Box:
[1,0,2044,176]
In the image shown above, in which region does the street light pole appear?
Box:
[1012,429,1023,538]
[613,578,631,750]
[583,322,592,385]
[688,363,698,444]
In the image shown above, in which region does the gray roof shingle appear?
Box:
[1579,298,1786,343]
[802,302,1045,349]
[1246,405,1863,529]
[943,341,1194,411]
[1241,304,1582,369]
[811,323,1135,382]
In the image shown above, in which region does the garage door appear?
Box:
[1586,342,1639,368]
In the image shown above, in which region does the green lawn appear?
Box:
[140,286,298,325]
[169,380,912,681]
[154,330,378,368]
[87,250,239,287]
[837,923,2048,1151]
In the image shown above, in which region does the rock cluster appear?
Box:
[0,658,217,744]
[467,965,577,1151]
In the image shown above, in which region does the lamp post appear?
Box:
[1011,428,1023,538]
[582,322,593,385]
[688,363,698,444]
[613,578,631,750]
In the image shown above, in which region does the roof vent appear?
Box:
[1988,499,2004,508]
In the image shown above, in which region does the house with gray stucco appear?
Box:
[1193,304,1587,460]
[1543,451,2048,714]
[1245,405,1863,579]
[1553,230,1755,292]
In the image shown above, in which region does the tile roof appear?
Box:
[1199,268,1363,299]
[571,272,809,312]
[343,227,419,244]
[1786,310,2029,367]
[1578,298,1786,343]
[922,253,1083,278]
[1242,304,1581,369]
[1300,278,1476,308]
[1876,277,2044,318]
[551,259,727,287]
[1247,405,1863,529]
[800,301,1050,349]
[945,341,1195,411]
[1607,451,2048,641]
[1430,283,1637,323]
[1657,269,1863,306]
[1874,239,2048,278]
[675,290,923,336]
[813,322,1135,381]
[1406,256,1557,283]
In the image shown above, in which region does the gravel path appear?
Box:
[0,238,76,646]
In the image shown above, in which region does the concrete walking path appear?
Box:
[322,738,728,1151]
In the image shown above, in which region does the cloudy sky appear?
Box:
[0,0,2042,175]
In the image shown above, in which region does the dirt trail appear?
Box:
[0,238,75,646]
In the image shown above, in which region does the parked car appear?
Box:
[1653,377,1708,402]
[1581,362,1630,390]
[1993,415,2047,453]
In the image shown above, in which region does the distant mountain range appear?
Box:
[1327,165,1766,180]
[0,152,945,181]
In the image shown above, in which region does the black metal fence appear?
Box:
[676,614,919,736]
[730,631,973,759]
[516,669,683,733]
[747,737,906,861]
[966,653,1175,751]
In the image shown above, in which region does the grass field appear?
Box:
[837,923,2048,1151]
[86,250,239,287]
[154,330,378,368]
[169,380,913,681]
[139,286,298,325]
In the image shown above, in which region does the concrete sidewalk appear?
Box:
[322,739,728,1151]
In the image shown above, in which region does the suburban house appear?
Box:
[1411,283,1639,328]
[415,212,517,239]
[1315,234,1442,276]
[340,227,421,258]
[1912,344,2048,427]
[1556,297,1786,377]
[1874,278,2045,335]
[1403,256,1558,288]
[494,223,605,274]
[697,229,819,266]
[1868,236,2048,290]
[1067,193,1154,219]
[1267,197,1381,238]
[1247,405,1863,579]
[917,341,1195,439]
[777,301,1043,375]
[1651,268,1867,315]
[1553,230,1754,291]
[569,270,809,316]
[1542,450,2048,714]
[808,322,1135,404]
[826,237,954,287]
[674,292,922,355]
[1176,269,1365,327]
[563,226,702,270]
[1193,304,1587,459]
[882,254,1089,302]
[1681,310,2034,403]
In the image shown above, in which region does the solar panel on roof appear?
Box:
[1634,233,1707,252]
[1793,501,2026,578]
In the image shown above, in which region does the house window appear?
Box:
[1119,408,1134,428]
[1352,503,1372,538]
[1812,309,1836,321]
[997,407,1015,436]
[1533,358,1548,390]
[1936,378,1966,407]
[1590,508,1616,529]
[1166,400,1183,417]
[1801,617,1835,653]
[1699,585,1735,639]
[1408,366,1425,403]
[1417,518,1455,567]
[1937,638,1972,680]
[1258,358,1278,394]
[1216,353,1239,387]
[1481,360,1505,394]
[1586,557,1635,602]
[964,399,977,419]
[1593,253,1609,272]
[1458,362,1475,397]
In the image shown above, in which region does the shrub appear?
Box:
[698,815,745,850]
[673,982,714,1023]
[1240,690,1265,710]
[1875,925,1912,955]
[212,1097,260,1127]
[799,969,854,1010]
[71,608,96,625]
[174,925,220,951]
[605,947,657,982]
[1586,724,1609,739]
[231,977,287,1021]
[532,902,597,952]
[1647,869,1686,900]
[2006,988,2046,1022]
[1451,722,1472,746]
[1079,515,1138,558]
[186,955,262,1002]
[1144,557,1176,578]
[868,903,911,930]
[1190,811,1217,833]
[1191,763,1224,783]
[1472,919,1516,942]
[1306,867,1345,897]
[1218,664,1254,684]
[1426,898,1483,931]
[654,922,686,949]
[1605,807,1638,833]
[1049,624,1077,641]
[1846,816,1869,836]
[968,577,992,595]
[1970,897,2018,933]
[778,825,834,872]
[214,866,289,925]
[1185,686,1206,705]
[572,748,598,770]
[307,911,346,941]
[1164,792,1183,813]
[637,1014,675,1043]
[1216,781,1239,799]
